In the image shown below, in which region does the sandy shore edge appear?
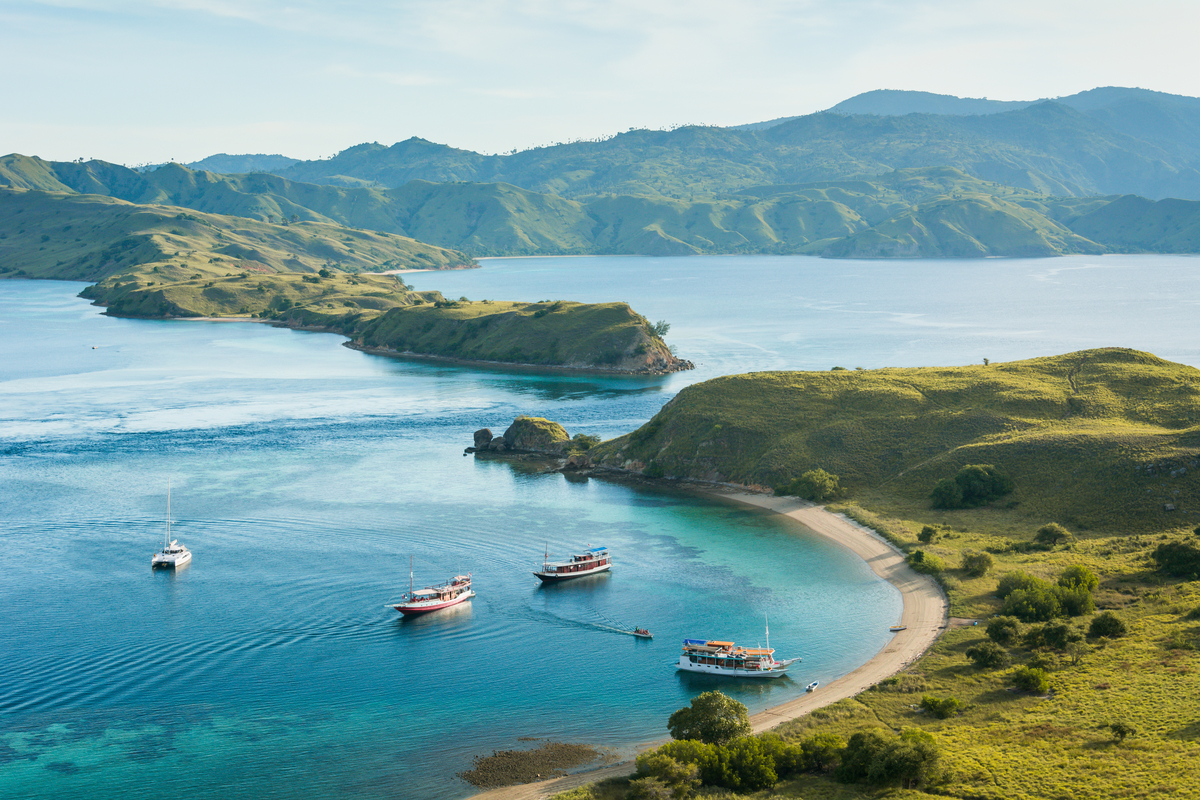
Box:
[470,493,949,800]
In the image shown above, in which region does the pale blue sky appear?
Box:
[3,0,1197,165]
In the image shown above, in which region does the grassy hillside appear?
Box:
[0,186,472,283]
[10,157,1200,258]
[261,98,1200,202]
[354,300,688,373]
[590,348,1200,532]
[565,347,1200,800]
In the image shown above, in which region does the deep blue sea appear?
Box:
[4,254,1200,799]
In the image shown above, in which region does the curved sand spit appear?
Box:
[471,493,948,800]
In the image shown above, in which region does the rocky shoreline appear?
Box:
[348,341,694,376]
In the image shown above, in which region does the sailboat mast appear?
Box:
[409,555,414,596]
[765,614,770,652]
[166,479,172,547]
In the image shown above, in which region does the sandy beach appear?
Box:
[471,494,948,800]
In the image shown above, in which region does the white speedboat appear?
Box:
[151,481,191,569]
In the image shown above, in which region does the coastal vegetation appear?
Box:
[556,347,1200,799]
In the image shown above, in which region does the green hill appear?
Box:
[256,96,1200,202]
[11,156,1200,258]
[0,186,472,283]
[590,348,1200,532]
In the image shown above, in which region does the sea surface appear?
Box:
[3,253,1200,799]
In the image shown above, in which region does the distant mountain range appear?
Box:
[6,87,1200,260]
[157,87,1200,202]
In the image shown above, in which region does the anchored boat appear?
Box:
[677,617,796,678]
[151,480,191,569]
[388,558,474,615]
[533,545,611,582]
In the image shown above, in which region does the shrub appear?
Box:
[931,464,1013,509]
[776,469,841,501]
[626,777,674,800]
[1001,587,1062,622]
[1035,522,1073,548]
[667,691,751,745]
[713,737,777,791]
[1056,584,1096,617]
[907,550,946,575]
[1012,666,1050,693]
[1152,540,1200,578]
[1109,721,1135,742]
[966,641,1011,668]
[799,733,845,773]
[917,525,940,544]
[997,571,1046,599]
[963,551,995,577]
[1088,612,1128,639]
[836,728,941,789]
[634,753,700,799]
[1059,565,1100,593]
[986,616,1021,646]
[1024,622,1076,650]
[1027,652,1061,672]
[920,695,962,719]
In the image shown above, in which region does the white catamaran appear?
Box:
[151,481,191,569]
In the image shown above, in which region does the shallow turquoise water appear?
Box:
[5,253,1200,799]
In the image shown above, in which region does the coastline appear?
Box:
[469,492,948,800]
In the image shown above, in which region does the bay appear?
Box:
[4,253,1200,800]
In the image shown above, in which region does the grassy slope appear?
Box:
[571,348,1200,799]
[590,348,1200,532]
[355,300,685,373]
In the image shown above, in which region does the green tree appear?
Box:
[997,571,1047,599]
[652,320,671,337]
[1059,565,1099,593]
[715,737,777,791]
[1001,587,1062,622]
[917,525,940,544]
[963,551,995,577]
[1109,721,1136,742]
[1012,666,1050,693]
[657,740,719,785]
[1035,522,1073,548]
[1065,640,1089,666]
[965,641,1011,669]
[777,469,841,501]
[920,695,962,719]
[1088,611,1128,639]
[667,691,752,745]
[986,616,1021,646]
[799,732,845,773]
[932,464,1013,509]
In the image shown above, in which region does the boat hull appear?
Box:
[533,563,611,582]
[676,657,790,679]
[152,552,191,569]
[393,590,474,616]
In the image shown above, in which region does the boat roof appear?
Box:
[683,639,708,645]
[585,546,608,553]
[707,640,734,647]
[742,648,774,655]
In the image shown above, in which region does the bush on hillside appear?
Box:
[776,469,841,502]
[1023,622,1079,650]
[986,616,1021,645]
[906,550,946,575]
[931,464,1013,509]
[1059,565,1099,592]
[835,728,941,790]
[920,695,962,719]
[997,571,1095,622]
[1012,666,1051,693]
[962,551,995,577]
[1001,587,1062,622]
[799,733,845,773]
[634,752,701,799]
[965,641,1011,669]
[1035,522,1073,548]
[997,571,1045,599]
[1152,540,1200,579]
[917,525,941,544]
[1089,611,1128,639]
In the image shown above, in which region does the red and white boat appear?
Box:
[388,558,474,615]
[533,545,611,582]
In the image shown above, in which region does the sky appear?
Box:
[3,0,1199,166]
